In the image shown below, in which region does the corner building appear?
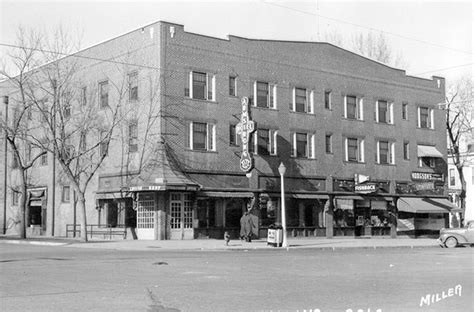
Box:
[2,21,458,239]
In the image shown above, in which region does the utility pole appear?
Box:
[2,96,8,234]
[51,80,57,236]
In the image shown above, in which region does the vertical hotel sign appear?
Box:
[237,97,255,172]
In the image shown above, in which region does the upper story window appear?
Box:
[12,191,20,206]
[344,137,365,163]
[291,132,315,159]
[254,81,276,109]
[418,157,436,168]
[417,106,434,129]
[291,87,314,114]
[61,185,70,203]
[449,168,456,187]
[375,100,393,124]
[99,130,109,157]
[40,151,48,166]
[344,95,364,120]
[185,71,215,101]
[325,134,333,154]
[324,90,332,110]
[128,120,138,153]
[403,142,410,160]
[229,76,237,97]
[128,72,138,101]
[229,124,239,146]
[187,121,216,151]
[402,102,408,120]
[99,81,109,108]
[253,128,278,156]
[376,140,395,165]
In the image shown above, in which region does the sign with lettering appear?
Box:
[237,97,256,172]
[411,172,444,182]
[354,183,377,194]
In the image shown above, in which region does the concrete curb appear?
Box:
[0,239,71,246]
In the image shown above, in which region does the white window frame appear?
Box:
[375,100,394,124]
[291,87,314,114]
[403,142,410,160]
[253,81,277,109]
[344,95,364,120]
[253,129,278,156]
[187,71,216,101]
[291,132,315,159]
[417,106,434,129]
[324,90,332,110]
[376,140,395,165]
[344,137,365,163]
[188,121,216,151]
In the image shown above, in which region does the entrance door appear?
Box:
[137,198,155,239]
[170,193,194,240]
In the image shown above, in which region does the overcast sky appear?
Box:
[0,0,472,84]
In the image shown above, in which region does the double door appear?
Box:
[170,193,194,240]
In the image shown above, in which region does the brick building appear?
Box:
[1,21,459,240]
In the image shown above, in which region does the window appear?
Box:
[81,87,87,106]
[253,129,277,156]
[403,142,410,160]
[418,157,435,168]
[128,72,138,101]
[229,124,239,146]
[418,106,433,129]
[99,81,109,108]
[375,100,393,124]
[62,186,70,203]
[254,81,276,109]
[63,102,71,119]
[188,121,216,151]
[291,87,313,113]
[11,152,19,169]
[402,102,408,120]
[344,95,364,120]
[99,131,108,157]
[229,76,237,96]
[325,134,332,154]
[292,132,315,158]
[345,137,365,162]
[12,191,20,206]
[40,151,48,166]
[185,71,215,101]
[449,168,456,186]
[376,141,395,164]
[26,143,32,162]
[325,90,332,109]
[128,120,138,153]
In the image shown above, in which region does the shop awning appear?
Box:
[417,145,443,158]
[291,194,329,199]
[398,197,462,213]
[198,191,254,198]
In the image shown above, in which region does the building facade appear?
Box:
[1,21,459,240]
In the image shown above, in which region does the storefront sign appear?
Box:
[129,185,162,192]
[414,182,435,191]
[411,172,444,182]
[236,97,255,172]
[354,183,377,194]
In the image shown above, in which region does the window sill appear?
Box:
[416,127,435,130]
[342,118,364,122]
[375,163,396,166]
[375,122,395,126]
[343,161,366,164]
[252,105,278,111]
[186,149,218,154]
[184,97,218,104]
[290,111,315,116]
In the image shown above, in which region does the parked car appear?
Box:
[438,221,474,248]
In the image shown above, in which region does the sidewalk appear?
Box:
[0,235,442,251]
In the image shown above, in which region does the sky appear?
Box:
[0,0,472,85]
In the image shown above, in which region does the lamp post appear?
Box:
[278,162,288,248]
[2,96,8,234]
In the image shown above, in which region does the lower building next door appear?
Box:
[137,198,155,240]
[170,193,194,240]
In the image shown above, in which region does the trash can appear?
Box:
[267,224,283,247]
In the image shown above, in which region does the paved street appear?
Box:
[0,244,472,312]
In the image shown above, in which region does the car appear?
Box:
[438,220,474,248]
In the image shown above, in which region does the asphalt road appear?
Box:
[0,244,472,312]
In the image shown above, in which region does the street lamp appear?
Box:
[278,162,288,248]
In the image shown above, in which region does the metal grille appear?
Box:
[137,200,154,229]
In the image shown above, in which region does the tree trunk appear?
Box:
[77,191,88,242]
[19,169,27,239]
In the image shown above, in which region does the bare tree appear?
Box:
[445,76,473,219]
[0,28,47,238]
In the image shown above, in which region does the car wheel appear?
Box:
[444,237,458,248]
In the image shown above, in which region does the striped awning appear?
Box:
[417,145,443,158]
[398,197,461,213]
